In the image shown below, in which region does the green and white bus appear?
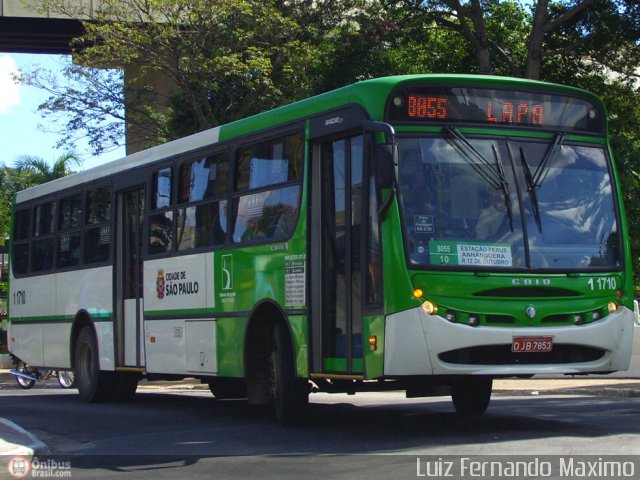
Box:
[8,75,635,423]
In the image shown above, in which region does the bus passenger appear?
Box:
[476,190,507,239]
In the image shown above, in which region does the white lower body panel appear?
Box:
[384,306,635,376]
[145,319,217,375]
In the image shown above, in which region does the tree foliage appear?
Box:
[0,166,33,246]
[14,152,82,183]
[36,0,359,152]
[395,0,640,80]
[19,65,125,155]
[0,153,81,245]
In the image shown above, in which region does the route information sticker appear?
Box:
[430,241,513,267]
[285,254,306,306]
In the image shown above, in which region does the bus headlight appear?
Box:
[422,300,438,315]
[608,301,619,314]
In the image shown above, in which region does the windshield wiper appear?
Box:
[519,133,564,234]
[493,144,514,232]
[532,133,564,188]
[445,126,514,231]
[520,147,542,233]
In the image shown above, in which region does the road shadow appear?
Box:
[1,389,638,457]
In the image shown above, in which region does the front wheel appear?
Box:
[268,323,309,425]
[57,370,76,389]
[208,378,247,400]
[451,376,493,414]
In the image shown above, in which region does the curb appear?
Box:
[494,386,640,398]
[0,418,50,457]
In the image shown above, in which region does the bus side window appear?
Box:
[176,152,229,251]
[84,186,112,264]
[31,201,56,272]
[12,209,30,275]
[57,193,82,268]
[149,167,174,254]
[232,132,303,245]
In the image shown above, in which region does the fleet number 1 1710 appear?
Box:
[587,277,617,291]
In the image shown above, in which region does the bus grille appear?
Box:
[439,345,605,365]
[474,287,580,297]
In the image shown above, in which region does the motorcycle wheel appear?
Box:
[15,363,36,390]
[57,370,76,389]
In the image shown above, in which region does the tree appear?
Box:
[0,153,81,246]
[396,0,640,80]
[19,65,126,156]
[30,0,358,154]
[0,166,35,246]
[14,152,82,184]
[313,0,474,92]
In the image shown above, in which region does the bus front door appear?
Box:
[311,135,366,375]
[115,186,145,368]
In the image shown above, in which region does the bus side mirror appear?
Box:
[363,121,397,218]
[375,143,397,191]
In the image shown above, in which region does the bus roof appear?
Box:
[15,74,602,204]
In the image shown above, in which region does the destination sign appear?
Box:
[386,85,604,134]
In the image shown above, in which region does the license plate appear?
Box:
[512,336,553,353]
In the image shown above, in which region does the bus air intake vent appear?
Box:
[439,345,604,365]
[485,315,516,325]
[541,314,570,324]
[474,287,580,298]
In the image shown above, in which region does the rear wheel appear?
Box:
[75,326,116,402]
[268,323,309,425]
[451,376,493,414]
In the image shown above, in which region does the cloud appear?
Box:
[0,55,20,114]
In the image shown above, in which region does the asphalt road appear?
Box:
[1,383,640,479]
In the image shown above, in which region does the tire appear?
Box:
[75,326,116,402]
[113,373,139,402]
[451,376,493,414]
[208,378,247,400]
[15,362,36,390]
[268,323,309,425]
[57,370,76,389]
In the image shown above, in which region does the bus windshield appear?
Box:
[398,135,620,270]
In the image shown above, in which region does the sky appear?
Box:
[0,53,126,172]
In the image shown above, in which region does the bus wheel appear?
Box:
[451,376,492,414]
[268,323,309,425]
[75,326,115,402]
[113,373,139,401]
[208,378,247,400]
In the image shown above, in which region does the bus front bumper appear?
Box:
[383,306,635,377]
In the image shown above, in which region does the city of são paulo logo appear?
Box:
[156,269,200,299]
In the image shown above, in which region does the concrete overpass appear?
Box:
[0,1,98,54]
[0,1,171,154]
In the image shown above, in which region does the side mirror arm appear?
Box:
[363,121,397,218]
